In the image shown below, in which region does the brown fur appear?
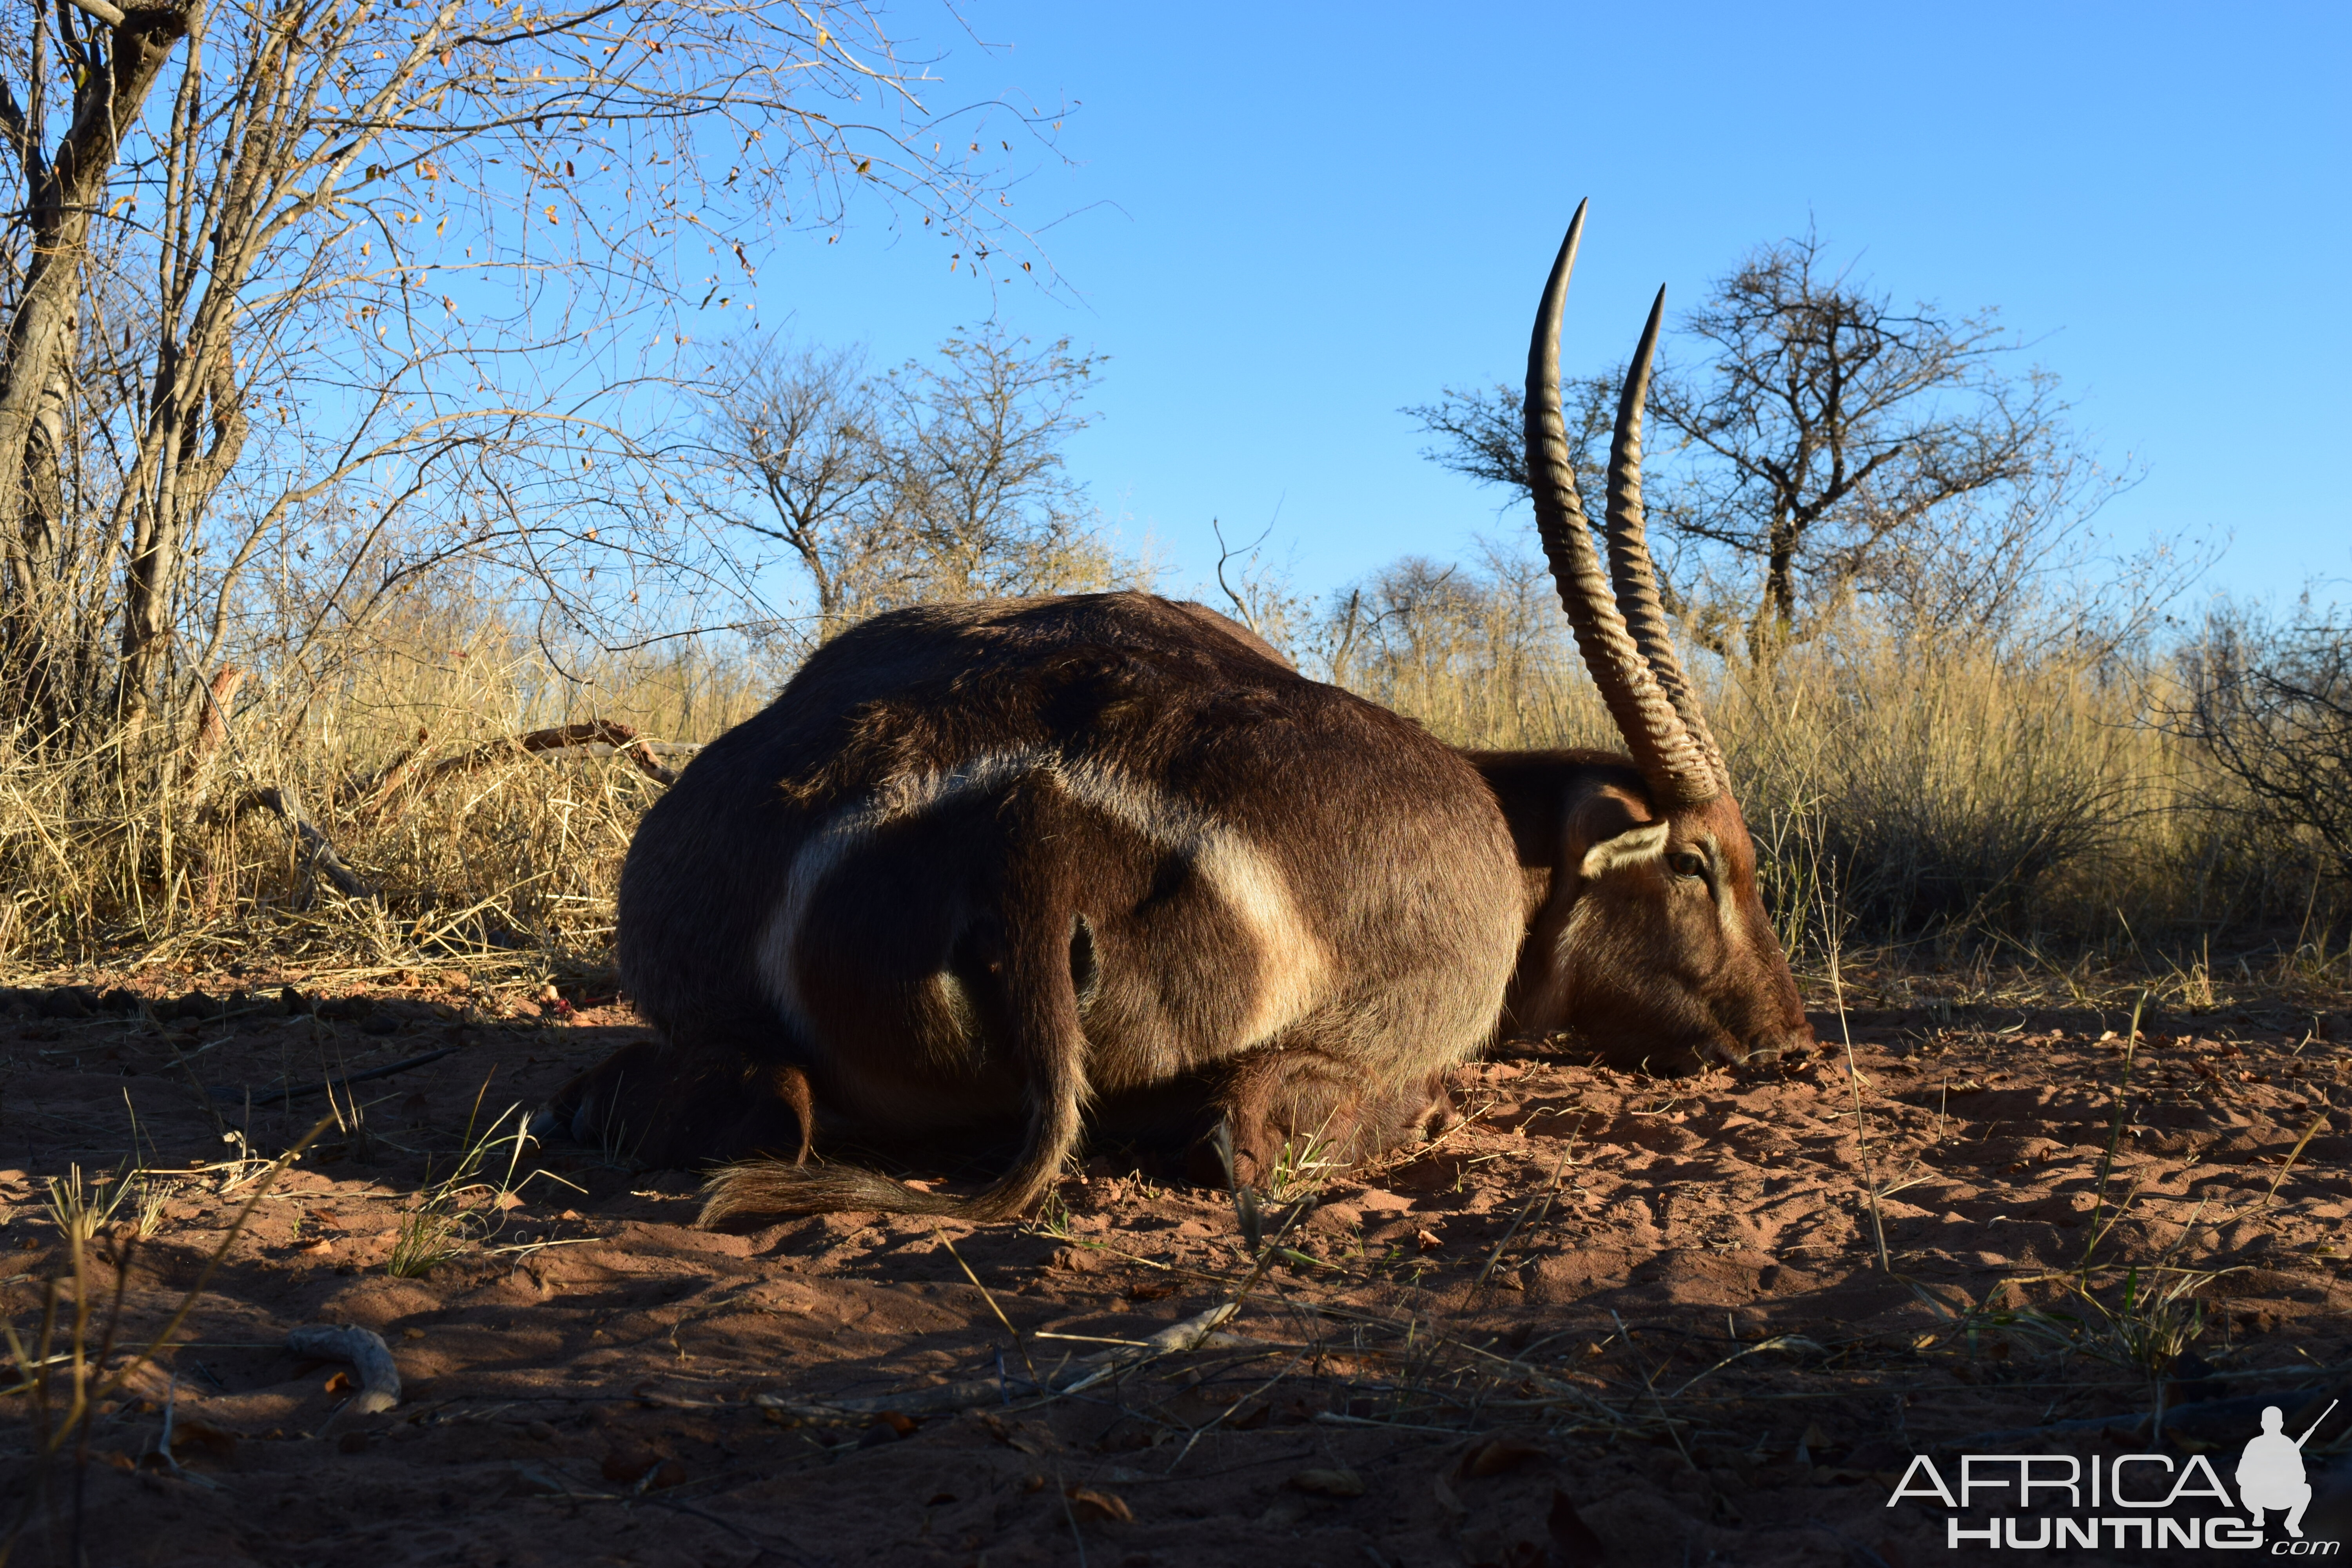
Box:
[1466,750,1811,1068]
[548,595,1812,1223]
[548,592,1523,1222]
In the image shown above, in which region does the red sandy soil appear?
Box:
[2,968,2349,1567]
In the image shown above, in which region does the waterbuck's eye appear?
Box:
[1667,851,1706,881]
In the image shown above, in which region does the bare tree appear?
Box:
[2181,605,2352,889]
[1408,227,2119,658]
[1405,371,1615,507]
[882,327,1118,603]
[707,338,895,641]
[706,325,1133,639]
[0,0,1050,757]
[1207,517,1308,657]
[1310,544,1586,750]
[1656,231,2077,653]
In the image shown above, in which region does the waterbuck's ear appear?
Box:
[1566,784,1666,882]
[1579,820,1670,881]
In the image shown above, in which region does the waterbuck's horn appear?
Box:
[1604,286,1728,794]
[1524,204,1719,806]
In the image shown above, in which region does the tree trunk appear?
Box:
[1755,515,1800,657]
[0,2,194,739]
[0,5,193,532]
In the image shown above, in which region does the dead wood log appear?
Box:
[236,783,377,902]
[286,1323,401,1414]
[355,720,690,824]
[209,718,695,900]
[425,720,683,787]
[341,724,432,817]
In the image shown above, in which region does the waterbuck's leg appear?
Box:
[539,1037,664,1160]
[541,1027,820,1170]
[1209,1038,1451,1190]
[773,1063,816,1165]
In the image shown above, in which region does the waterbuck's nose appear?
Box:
[1732,1019,1816,1068]
[1750,1020,1816,1067]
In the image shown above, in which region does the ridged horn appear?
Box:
[1604,285,1728,795]
[1524,205,1718,806]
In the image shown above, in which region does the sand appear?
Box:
[2,971,2347,1565]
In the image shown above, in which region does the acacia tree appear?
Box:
[1657,232,2074,653]
[706,325,1127,642]
[1410,229,2111,658]
[0,0,1045,755]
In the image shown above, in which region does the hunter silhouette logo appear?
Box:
[1884,1396,2343,1552]
[2241,1401,2336,1539]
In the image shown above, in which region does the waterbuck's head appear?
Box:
[1476,203,1813,1071]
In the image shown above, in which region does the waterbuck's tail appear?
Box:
[697,782,1092,1227]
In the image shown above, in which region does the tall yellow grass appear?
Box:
[0,597,779,968]
[0,581,2330,977]
[1321,570,2330,971]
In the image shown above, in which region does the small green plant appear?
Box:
[1264,1125,1339,1205]
[1024,1185,1076,1243]
[387,1209,467,1279]
[129,1177,174,1240]
[1998,1265,2225,1383]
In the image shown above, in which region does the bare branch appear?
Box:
[56,0,127,31]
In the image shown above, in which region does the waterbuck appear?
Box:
[544,203,1812,1222]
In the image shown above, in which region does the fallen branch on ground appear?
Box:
[286,1324,401,1414]
[233,784,377,901]
[385,720,690,804]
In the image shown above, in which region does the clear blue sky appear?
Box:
[712,2,2352,624]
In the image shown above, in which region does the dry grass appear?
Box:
[1327,573,2343,975]
[0,595,781,973]
[2,1123,325,1564]
[0,578,2340,984]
